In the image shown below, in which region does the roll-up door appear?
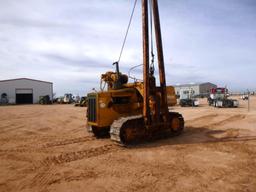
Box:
[16,89,33,104]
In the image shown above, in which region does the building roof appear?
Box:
[174,82,216,87]
[0,78,53,84]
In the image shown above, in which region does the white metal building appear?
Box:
[174,82,217,98]
[0,78,53,104]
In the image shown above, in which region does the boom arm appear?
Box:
[142,0,150,125]
[152,0,169,121]
[142,0,169,125]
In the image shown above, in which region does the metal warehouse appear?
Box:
[0,78,53,104]
[174,82,217,97]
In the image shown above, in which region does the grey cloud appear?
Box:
[0,0,256,94]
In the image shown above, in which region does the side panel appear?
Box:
[166,86,177,106]
[87,89,142,128]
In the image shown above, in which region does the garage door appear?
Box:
[16,89,33,104]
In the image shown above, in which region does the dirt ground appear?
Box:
[0,96,256,192]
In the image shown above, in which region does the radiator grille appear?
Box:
[87,95,97,122]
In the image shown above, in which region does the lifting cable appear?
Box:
[149,0,155,75]
[116,0,155,77]
[117,0,138,64]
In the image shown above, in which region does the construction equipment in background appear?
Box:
[208,87,239,108]
[179,88,199,107]
[241,93,249,100]
[74,96,87,107]
[56,97,64,104]
[0,93,8,105]
[86,0,184,145]
[63,93,74,104]
[39,95,51,104]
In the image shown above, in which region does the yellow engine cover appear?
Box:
[87,88,142,128]
[87,84,177,128]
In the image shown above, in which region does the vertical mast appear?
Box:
[142,0,150,124]
[152,0,169,120]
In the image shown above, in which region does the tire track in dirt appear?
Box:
[0,124,26,134]
[41,136,96,148]
[41,143,121,166]
[186,114,218,124]
[184,114,247,141]
[0,136,97,154]
[0,135,58,143]
[18,166,55,192]
[187,114,246,129]
[0,153,34,163]
[22,165,99,192]
[205,114,246,128]
[19,143,122,191]
[185,113,218,129]
[211,135,256,143]
[48,171,98,185]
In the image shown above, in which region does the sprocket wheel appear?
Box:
[169,112,184,136]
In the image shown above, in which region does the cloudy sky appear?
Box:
[0,0,255,96]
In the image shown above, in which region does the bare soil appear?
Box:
[0,96,256,192]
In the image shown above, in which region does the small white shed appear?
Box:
[0,78,53,104]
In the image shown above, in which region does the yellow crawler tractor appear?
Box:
[86,0,184,145]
